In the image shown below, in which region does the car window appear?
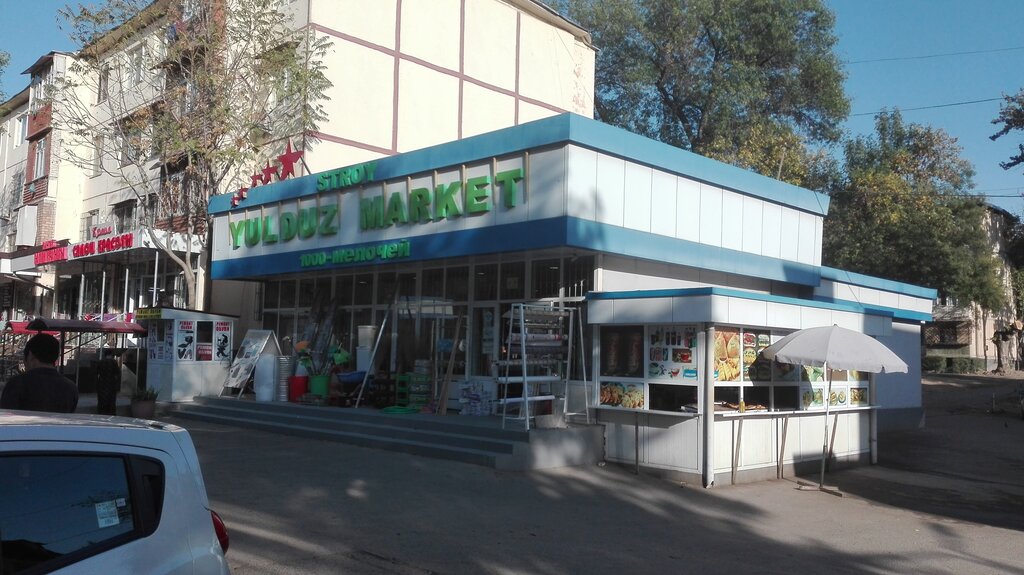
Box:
[0,453,163,574]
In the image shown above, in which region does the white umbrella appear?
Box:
[761,325,908,490]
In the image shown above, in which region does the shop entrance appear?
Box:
[470,305,498,378]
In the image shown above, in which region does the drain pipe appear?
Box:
[703,324,716,488]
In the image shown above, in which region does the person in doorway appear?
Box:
[0,333,79,413]
[95,351,122,416]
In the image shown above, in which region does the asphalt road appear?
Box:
[167,374,1024,575]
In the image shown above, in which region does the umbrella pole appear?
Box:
[819,362,831,489]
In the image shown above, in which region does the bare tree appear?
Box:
[50,0,331,308]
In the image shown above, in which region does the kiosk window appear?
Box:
[649,384,697,412]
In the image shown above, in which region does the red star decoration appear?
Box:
[261,161,279,185]
[231,187,248,207]
[250,171,263,189]
[276,140,303,180]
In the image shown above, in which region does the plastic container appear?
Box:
[288,375,308,402]
[309,374,331,397]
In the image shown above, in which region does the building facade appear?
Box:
[209,113,934,482]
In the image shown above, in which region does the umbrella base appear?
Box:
[796,479,845,498]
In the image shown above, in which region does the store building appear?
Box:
[209,113,935,484]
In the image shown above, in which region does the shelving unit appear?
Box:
[493,303,582,430]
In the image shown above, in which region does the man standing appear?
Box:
[0,333,78,413]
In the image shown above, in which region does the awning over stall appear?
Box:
[21,318,147,336]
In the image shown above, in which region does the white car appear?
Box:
[0,412,230,574]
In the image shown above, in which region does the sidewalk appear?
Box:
[74,392,133,416]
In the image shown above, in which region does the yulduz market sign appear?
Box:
[226,160,525,270]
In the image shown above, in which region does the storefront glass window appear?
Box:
[298,278,316,306]
[334,275,353,306]
[565,255,595,299]
[421,268,444,298]
[263,281,279,309]
[445,267,468,302]
[532,259,561,299]
[473,264,498,301]
[262,311,279,334]
[279,280,296,308]
[377,271,397,303]
[398,272,416,299]
[354,274,374,305]
[500,262,524,300]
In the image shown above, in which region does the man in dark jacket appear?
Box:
[0,333,78,413]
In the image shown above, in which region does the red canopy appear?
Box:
[4,321,59,336]
[9,318,147,336]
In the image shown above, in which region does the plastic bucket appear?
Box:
[288,376,308,402]
[309,374,331,397]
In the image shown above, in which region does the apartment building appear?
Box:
[0,0,595,323]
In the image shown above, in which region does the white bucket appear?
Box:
[358,325,379,347]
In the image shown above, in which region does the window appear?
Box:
[128,45,146,85]
[0,453,164,574]
[113,200,137,233]
[182,0,201,20]
[33,136,47,180]
[92,135,104,176]
[119,125,143,166]
[82,209,99,242]
[97,65,110,103]
[16,114,28,147]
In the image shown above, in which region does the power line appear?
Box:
[850,97,1005,117]
[845,45,1024,64]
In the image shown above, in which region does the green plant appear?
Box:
[131,387,159,402]
[921,356,945,373]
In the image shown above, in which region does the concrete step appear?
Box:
[174,401,520,454]
[170,396,606,471]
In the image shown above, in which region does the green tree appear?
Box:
[557,0,849,186]
[824,110,1004,311]
[50,0,332,309]
[0,50,10,114]
[990,88,1024,172]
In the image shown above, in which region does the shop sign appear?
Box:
[34,245,68,266]
[360,168,523,231]
[91,225,114,238]
[69,232,134,259]
[316,161,378,192]
[298,239,411,269]
[228,205,338,249]
[134,307,162,320]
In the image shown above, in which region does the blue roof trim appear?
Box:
[819,266,937,299]
[211,113,830,216]
[566,218,822,287]
[587,287,896,318]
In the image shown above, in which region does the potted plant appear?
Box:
[295,342,349,399]
[130,387,159,419]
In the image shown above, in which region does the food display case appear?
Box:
[597,324,700,414]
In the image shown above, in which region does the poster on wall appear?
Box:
[600,326,644,378]
[163,321,174,361]
[713,328,741,381]
[599,382,645,408]
[214,321,233,362]
[647,325,698,380]
[196,343,213,361]
[147,327,162,361]
[175,320,196,361]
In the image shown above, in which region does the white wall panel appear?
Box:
[742,196,764,255]
[527,148,566,220]
[595,154,625,226]
[566,145,597,220]
[677,177,701,243]
[761,202,782,259]
[613,298,671,323]
[400,0,460,71]
[623,162,652,232]
[800,306,832,328]
[720,190,743,252]
[726,298,768,327]
[699,184,723,247]
[673,295,712,323]
[779,207,800,262]
[765,303,802,330]
[877,291,901,308]
[650,170,676,237]
[589,299,613,323]
[797,211,816,265]
[464,0,517,91]
[814,217,824,266]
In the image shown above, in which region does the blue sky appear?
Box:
[3,0,1024,213]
